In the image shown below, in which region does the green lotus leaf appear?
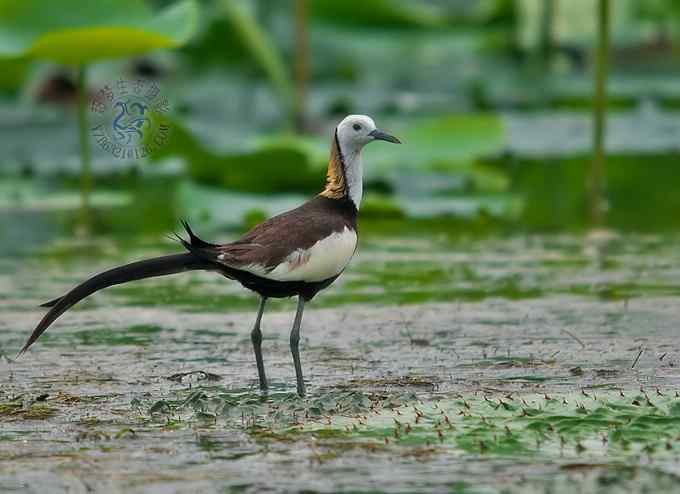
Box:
[311,0,443,28]
[367,114,506,173]
[0,0,198,64]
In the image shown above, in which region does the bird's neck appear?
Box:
[320,131,363,209]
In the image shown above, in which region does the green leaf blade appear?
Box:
[0,0,198,63]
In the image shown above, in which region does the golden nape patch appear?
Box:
[320,137,346,199]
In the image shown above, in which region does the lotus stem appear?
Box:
[591,0,610,226]
[77,64,92,229]
[294,0,308,132]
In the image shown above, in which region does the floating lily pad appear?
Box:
[367,114,506,175]
[150,120,324,194]
[311,0,443,28]
[0,0,198,64]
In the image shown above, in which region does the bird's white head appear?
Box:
[328,114,400,209]
[335,114,401,153]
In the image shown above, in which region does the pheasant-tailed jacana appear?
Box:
[19,115,400,396]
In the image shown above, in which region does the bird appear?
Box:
[18,114,401,396]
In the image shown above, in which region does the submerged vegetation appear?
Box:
[136,387,680,459]
[3,255,680,491]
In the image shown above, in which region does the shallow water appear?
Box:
[2,231,680,493]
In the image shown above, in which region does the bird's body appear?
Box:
[213,195,358,293]
[170,195,356,301]
[20,115,400,395]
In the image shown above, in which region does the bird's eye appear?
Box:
[353,124,361,131]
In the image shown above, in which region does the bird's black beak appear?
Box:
[369,128,401,144]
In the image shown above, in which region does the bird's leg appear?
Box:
[289,296,306,396]
[250,296,268,391]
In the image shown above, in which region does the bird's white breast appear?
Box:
[244,227,357,283]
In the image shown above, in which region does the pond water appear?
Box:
[2,208,680,493]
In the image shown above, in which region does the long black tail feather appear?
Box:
[40,296,62,308]
[180,219,219,249]
[20,251,217,356]
[40,222,212,310]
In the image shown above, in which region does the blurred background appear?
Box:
[1,0,680,253]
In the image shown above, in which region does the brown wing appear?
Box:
[215,196,357,271]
